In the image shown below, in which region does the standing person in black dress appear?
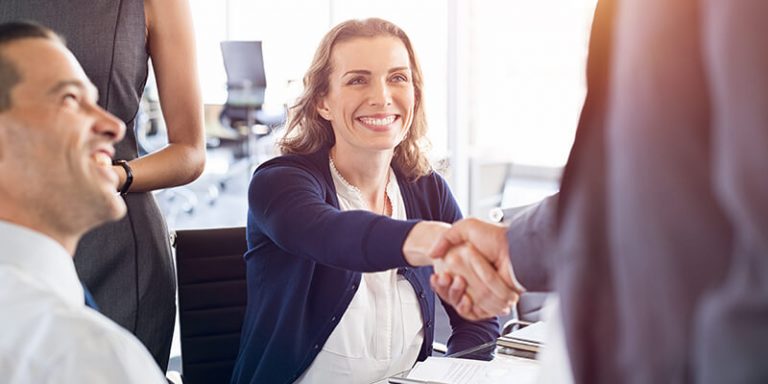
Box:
[0,0,205,371]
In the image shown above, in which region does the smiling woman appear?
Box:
[230,18,502,384]
[281,18,430,182]
[319,35,415,179]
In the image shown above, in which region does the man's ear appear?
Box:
[316,99,331,121]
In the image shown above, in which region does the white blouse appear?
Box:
[295,160,425,383]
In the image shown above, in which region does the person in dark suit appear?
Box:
[431,0,768,382]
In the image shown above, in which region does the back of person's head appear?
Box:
[281,17,431,180]
[0,21,62,111]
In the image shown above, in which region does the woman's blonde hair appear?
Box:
[279,18,431,180]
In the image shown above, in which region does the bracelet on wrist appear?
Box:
[112,159,133,196]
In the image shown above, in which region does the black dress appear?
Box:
[0,0,176,371]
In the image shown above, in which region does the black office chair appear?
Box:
[173,227,248,384]
[219,41,285,161]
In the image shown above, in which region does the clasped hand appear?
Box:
[428,218,525,321]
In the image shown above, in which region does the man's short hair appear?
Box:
[0,21,63,111]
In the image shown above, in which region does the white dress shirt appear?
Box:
[0,220,167,384]
[296,161,424,383]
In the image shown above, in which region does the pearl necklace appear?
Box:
[329,156,391,216]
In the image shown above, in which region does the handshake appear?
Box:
[404,218,526,321]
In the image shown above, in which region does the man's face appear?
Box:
[0,38,126,239]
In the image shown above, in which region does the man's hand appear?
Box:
[429,218,525,320]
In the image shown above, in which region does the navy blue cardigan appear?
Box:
[230,147,499,384]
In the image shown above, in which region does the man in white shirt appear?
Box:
[0,21,166,383]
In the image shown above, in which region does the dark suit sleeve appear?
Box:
[694,2,768,382]
[505,194,558,292]
[248,164,418,272]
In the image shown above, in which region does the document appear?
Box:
[497,321,547,353]
[394,356,539,384]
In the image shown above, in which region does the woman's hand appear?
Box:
[402,221,451,266]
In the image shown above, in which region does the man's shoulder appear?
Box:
[0,310,165,382]
[0,272,165,383]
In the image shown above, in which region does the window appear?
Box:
[187,0,598,213]
[468,0,597,167]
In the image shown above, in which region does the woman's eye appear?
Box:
[391,74,409,82]
[347,77,366,85]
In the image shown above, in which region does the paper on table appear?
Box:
[405,356,539,384]
[497,321,547,353]
[505,321,547,345]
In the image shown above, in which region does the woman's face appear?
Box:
[318,36,415,156]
